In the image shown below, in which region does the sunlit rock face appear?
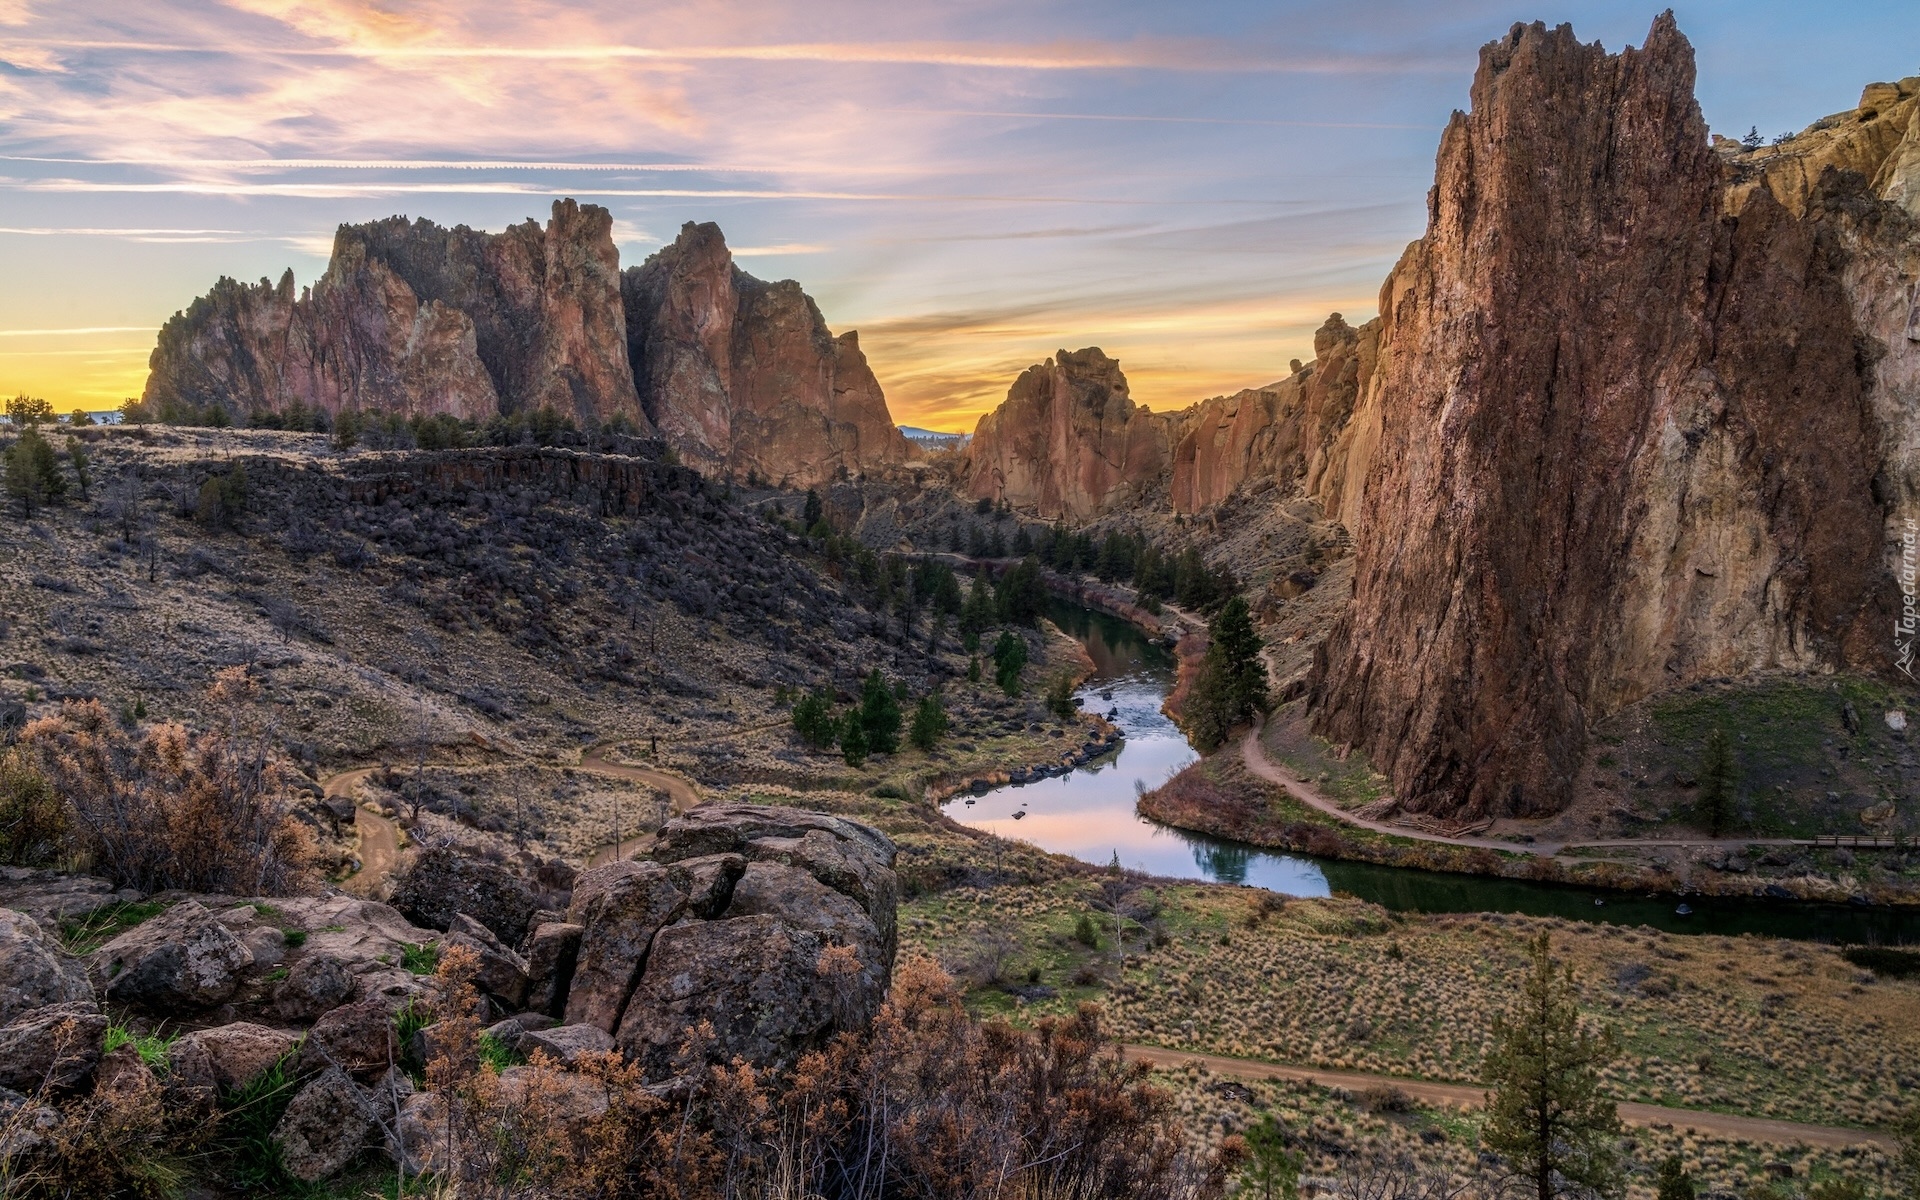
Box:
[622,222,914,487]
[1312,16,1918,819]
[145,199,646,428]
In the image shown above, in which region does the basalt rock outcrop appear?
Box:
[957,318,1382,522]
[146,212,914,487]
[623,222,915,485]
[144,199,645,428]
[1309,16,1919,818]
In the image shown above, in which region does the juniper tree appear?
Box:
[992,631,1027,696]
[1240,1113,1302,1200]
[1655,1156,1695,1200]
[1186,596,1267,751]
[909,692,949,752]
[3,426,66,516]
[1697,728,1735,837]
[1482,933,1622,1200]
[859,668,902,754]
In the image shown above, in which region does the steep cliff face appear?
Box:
[1310,16,1913,819]
[622,223,914,486]
[958,348,1167,520]
[959,314,1381,522]
[145,200,645,427]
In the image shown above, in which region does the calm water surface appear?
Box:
[941,601,1920,946]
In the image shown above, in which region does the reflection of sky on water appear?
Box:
[943,609,1335,897]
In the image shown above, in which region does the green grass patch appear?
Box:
[212,1047,306,1192]
[103,1022,178,1073]
[400,941,440,975]
[59,899,170,954]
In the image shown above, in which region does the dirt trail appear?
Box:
[324,767,401,896]
[578,744,702,867]
[1120,1046,1896,1150]
[324,748,702,887]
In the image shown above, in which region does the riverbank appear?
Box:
[1138,712,1920,910]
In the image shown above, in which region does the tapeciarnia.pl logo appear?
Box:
[1899,517,1918,679]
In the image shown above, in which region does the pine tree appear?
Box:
[1184,596,1267,751]
[791,688,840,750]
[1656,1156,1696,1200]
[1046,671,1077,720]
[959,571,996,636]
[839,717,868,767]
[859,668,902,754]
[909,693,949,752]
[803,488,824,531]
[991,631,1027,696]
[3,426,66,516]
[1697,728,1736,837]
[66,437,90,500]
[1240,1113,1302,1200]
[1482,933,1622,1200]
[967,655,982,684]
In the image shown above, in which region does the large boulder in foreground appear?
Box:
[0,908,93,1025]
[604,804,899,1074]
[89,900,253,1011]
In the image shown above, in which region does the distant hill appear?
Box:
[899,425,970,451]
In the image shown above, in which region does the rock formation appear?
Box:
[623,222,915,485]
[958,348,1166,519]
[956,319,1382,522]
[0,802,899,1187]
[144,199,646,429]
[1310,16,1918,818]
[145,212,915,486]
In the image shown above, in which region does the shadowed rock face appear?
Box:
[621,222,915,486]
[144,199,646,429]
[1310,15,1907,819]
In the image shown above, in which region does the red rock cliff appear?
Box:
[144,200,646,428]
[1310,15,1909,818]
[623,222,914,486]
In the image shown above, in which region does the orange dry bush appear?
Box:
[19,668,313,894]
[419,955,1228,1200]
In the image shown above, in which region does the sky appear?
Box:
[0,2,1914,431]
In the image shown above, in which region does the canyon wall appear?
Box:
[957,316,1380,522]
[623,222,914,486]
[145,209,912,487]
[145,200,644,428]
[1310,17,1917,818]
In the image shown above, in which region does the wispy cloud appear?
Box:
[0,326,155,336]
[731,243,829,256]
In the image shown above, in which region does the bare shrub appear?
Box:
[421,956,1229,1200]
[20,668,314,894]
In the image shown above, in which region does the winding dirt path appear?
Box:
[1120,1046,1896,1150]
[578,744,702,867]
[324,766,402,896]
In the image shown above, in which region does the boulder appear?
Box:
[302,998,402,1078]
[391,847,538,945]
[563,861,685,1033]
[274,1065,374,1183]
[393,1090,449,1176]
[0,907,93,1025]
[163,1034,219,1101]
[445,913,531,1010]
[724,862,888,1024]
[522,921,583,1017]
[241,925,287,968]
[744,831,898,965]
[520,1022,615,1066]
[0,1001,106,1092]
[664,853,745,919]
[89,900,254,1010]
[275,952,356,1021]
[0,1086,59,1162]
[93,1043,160,1103]
[651,805,896,872]
[183,1022,299,1092]
[616,914,834,1077]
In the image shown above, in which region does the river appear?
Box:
[940,600,1920,946]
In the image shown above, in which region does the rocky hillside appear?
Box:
[1313,18,1919,819]
[143,210,914,487]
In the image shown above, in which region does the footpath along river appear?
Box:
[942,600,1920,946]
